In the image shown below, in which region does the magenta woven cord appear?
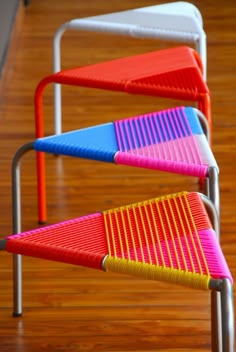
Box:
[114,108,208,177]
[115,151,208,177]
[6,213,109,269]
[197,229,233,283]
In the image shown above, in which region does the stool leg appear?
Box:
[12,142,34,316]
[53,23,67,135]
[35,76,55,224]
[211,279,235,352]
[207,167,220,219]
[198,94,212,145]
[12,155,23,317]
[220,279,235,352]
[211,290,222,352]
[12,254,22,317]
[36,151,47,224]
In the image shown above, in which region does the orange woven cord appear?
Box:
[102,192,212,289]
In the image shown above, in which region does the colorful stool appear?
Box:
[1,191,234,351]
[25,106,217,224]
[38,45,210,137]
[53,1,207,134]
[35,46,211,223]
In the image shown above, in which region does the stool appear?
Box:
[33,105,218,221]
[35,46,211,223]
[31,106,217,224]
[32,106,217,224]
[53,2,207,134]
[38,46,210,138]
[1,191,234,351]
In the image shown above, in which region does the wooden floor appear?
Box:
[0,0,236,351]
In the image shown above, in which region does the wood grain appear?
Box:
[0,0,236,351]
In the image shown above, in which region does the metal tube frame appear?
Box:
[194,108,220,221]
[11,142,34,316]
[53,11,206,136]
[209,279,235,352]
[202,195,234,352]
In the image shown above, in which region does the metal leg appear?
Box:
[12,254,22,317]
[211,290,222,352]
[220,279,235,352]
[211,279,235,352]
[202,196,222,352]
[195,108,210,143]
[201,194,219,240]
[197,108,219,218]
[53,23,68,135]
[208,167,220,219]
[194,108,211,193]
[11,142,34,316]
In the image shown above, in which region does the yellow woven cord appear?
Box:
[137,205,153,263]
[128,206,144,262]
[143,202,160,265]
[102,191,211,289]
[153,198,174,268]
[103,191,188,264]
[104,256,210,291]
[114,210,125,258]
[103,211,114,257]
[161,197,182,269]
[166,196,189,271]
[180,194,210,276]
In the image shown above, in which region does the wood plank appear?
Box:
[0,1,235,351]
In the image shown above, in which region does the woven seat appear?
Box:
[31,106,218,224]
[1,191,234,351]
[38,46,210,131]
[53,2,207,135]
[35,45,211,225]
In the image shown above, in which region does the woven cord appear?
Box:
[105,257,210,290]
[180,194,210,276]
[103,192,211,290]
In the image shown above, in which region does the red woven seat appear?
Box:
[35,46,211,225]
[4,192,232,286]
[52,46,207,97]
[36,46,210,136]
[1,191,234,351]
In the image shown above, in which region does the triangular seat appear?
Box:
[35,46,212,224]
[77,2,204,42]
[53,2,207,136]
[5,191,232,290]
[35,122,118,163]
[2,191,235,351]
[34,106,217,178]
[37,46,210,133]
[52,46,208,100]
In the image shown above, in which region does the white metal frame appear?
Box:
[53,2,207,135]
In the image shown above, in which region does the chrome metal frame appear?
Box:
[11,142,34,316]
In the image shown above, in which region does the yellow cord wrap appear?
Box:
[103,191,210,275]
[104,256,210,291]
